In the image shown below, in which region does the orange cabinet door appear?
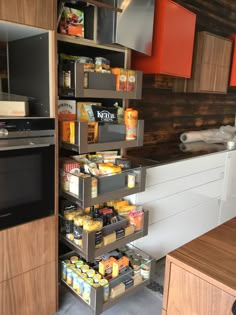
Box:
[229,34,236,86]
[131,0,196,78]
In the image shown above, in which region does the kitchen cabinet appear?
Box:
[57,8,153,313]
[0,261,56,315]
[0,216,57,314]
[0,0,55,30]
[229,34,236,86]
[220,150,236,223]
[131,0,196,78]
[162,218,236,315]
[174,31,233,93]
[127,152,227,260]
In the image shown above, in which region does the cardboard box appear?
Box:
[0,101,28,116]
[111,68,128,91]
[58,100,76,120]
[59,7,84,37]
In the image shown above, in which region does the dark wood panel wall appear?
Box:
[128,0,236,154]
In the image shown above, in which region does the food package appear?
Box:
[58,100,76,121]
[127,70,136,92]
[77,102,102,121]
[111,68,128,91]
[112,256,129,278]
[98,163,122,175]
[91,105,118,123]
[59,7,84,37]
[129,208,144,231]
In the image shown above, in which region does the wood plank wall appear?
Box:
[128,0,236,154]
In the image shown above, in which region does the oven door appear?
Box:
[0,143,55,230]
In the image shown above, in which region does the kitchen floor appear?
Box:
[55,258,165,315]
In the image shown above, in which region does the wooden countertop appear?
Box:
[168,218,236,295]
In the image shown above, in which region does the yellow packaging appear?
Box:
[99,257,117,276]
[77,102,102,121]
[59,121,75,144]
[113,200,129,210]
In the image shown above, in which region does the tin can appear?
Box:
[77,275,84,295]
[127,173,136,188]
[72,272,80,292]
[124,108,138,140]
[61,260,71,281]
[83,278,93,304]
[66,267,73,285]
[99,278,109,302]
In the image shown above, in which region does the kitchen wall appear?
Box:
[128,0,236,155]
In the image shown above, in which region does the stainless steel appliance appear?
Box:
[0,118,55,230]
[97,0,155,56]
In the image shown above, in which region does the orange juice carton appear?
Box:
[127,70,136,92]
[111,68,128,91]
[58,100,76,121]
[112,256,129,278]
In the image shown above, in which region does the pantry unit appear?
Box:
[57,2,155,314]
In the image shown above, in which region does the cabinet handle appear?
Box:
[232,300,236,315]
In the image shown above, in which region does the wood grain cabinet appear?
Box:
[131,0,196,78]
[0,0,55,30]
[162,218,236,315]
[174,32,233,93]
[0,216,57,315]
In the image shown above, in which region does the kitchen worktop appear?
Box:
[127,141,231,168]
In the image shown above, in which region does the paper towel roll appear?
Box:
[180,129,218,143]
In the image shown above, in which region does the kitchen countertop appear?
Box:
[127,141,233,168]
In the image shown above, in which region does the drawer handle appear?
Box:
[232,300,236,315]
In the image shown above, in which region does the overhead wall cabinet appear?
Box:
[131,0,196,78]
[174,32,233,93]
[0,0,55,30]
[229,34,236,86]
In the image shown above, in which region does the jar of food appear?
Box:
[95,57,110,73]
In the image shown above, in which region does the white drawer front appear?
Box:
[146,152,226,187]
[133,198,220,260]
[145,179,223,225]
[137,166,224,204]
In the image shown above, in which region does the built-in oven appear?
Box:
[0,118,55,230]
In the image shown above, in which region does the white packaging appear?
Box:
[58,100,76,120]
[0,101,29,116]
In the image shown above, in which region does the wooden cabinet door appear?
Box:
[0,216,56,282]
[166,263,235,315]
[0,0,55,30]
[131,0,196,78]
[0,261,56,315]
